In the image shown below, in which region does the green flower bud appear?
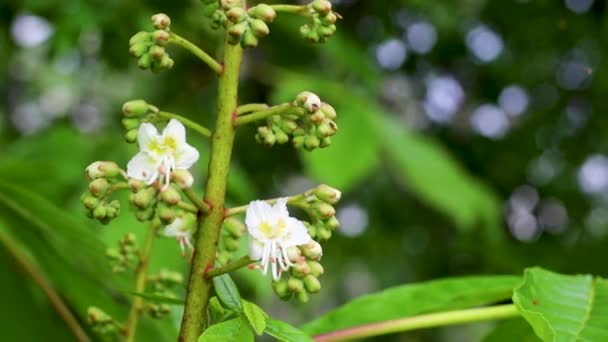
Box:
[279,119,298,133]
[226,7,247,23]
[295,91,321,112]
[249,18,269,37]
[290,261,311,277]
[274,129,289,144]
[296,291,309,303]
[129,31,151,45]
[248,4,276,22]
[320,136,332,148]
[82,195,99,209]
[136,207,155,222]
[223,237,240,251]
[221,0,239,10]
[301,240,323,259]
[228,22,247,44]
[158,205,177,225]
[316,121,334,137]
[318,23,337,36]
[301,26,320,43]
[152,30,171,46]
[314,184,342,204]
[317,227,332,241]
[304,135,320,150]
[129,179,146,192]
[93,205,107,220]
[319,12,337,25]
[160,186,181,205]
[272,280,292,300]
[122,118,140,131]
[309,110,325,124]
[307,260,325,277]
[122,99,149,117]
[89,178,110,197]
[149,46,165,60]
[159,54,174,69]
[303,275,322,293]
[151,13,171,30]
[87,307,112,324]
[311,0,332,14]
[293,135,305,149]
[122,233,137,246]
[172,169,194,189]
[105,205,119,219]
[320,103,336,119]
[86,161,122,180]
[287,277,304,293]
[286,246,302,262]
[105,248,122,260]
[137,54,153,69]
[241,30,259,48]
[325,215,340,230]
[129,41,153,58]
[224,218,245,238]
[307,223,318,238]
[132,188,156,209]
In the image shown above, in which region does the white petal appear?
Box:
[282,217,311,247]
[175,143,199,170]
[270,198,289,220]
[127,152,159,184]
[248,238,264,261]
[138,122,159,152]
[245,200,272,238]
[163,119,186,143]
[163,218,184,237]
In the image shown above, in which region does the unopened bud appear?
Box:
[158,205,177,224]
[317,227,332,241]
[296,91,321,112]
[248,4,276,22]
[320,103,336,119]
[304,135,320,150]
[151,13,171,30]
[223,237,240,251]
[301,240,323,259]
[275,130,289,144]
[93,205,107,220]
[129,42,152,57]
[249,18,269,37]
[125,129,138,143]
[129,179,146,192]
[149,45,165,60]
[89,178,110,197]
[313,202,335,219]
[221,0,239,10]
[307,260,324,277]
[272,280,291,300]
[303,275,321,293]
[325,215,339,230]
[287,277,304,293]
[137,53,153,69]
[136,207,155,221]
[286,246,302,262]
[226,7,247,23]
[290,261,311,277]
[311,0,332,14]
[86,161,121,180]
[123,100,149,117]
[318,22,336,35]
[129,31,151,45]
[320,136,332,148]
[241,30,259,48]
[153,30,171,45]
[122,118,140,130]
[132,188,156,209]
[160,186,181,205]
[296,291,309,303]
[314,184,341,204]
[82,196,99,209]
[172,169,194,189]
[316,121,334,137]
[228,22,247,43]
[224,218,245,238]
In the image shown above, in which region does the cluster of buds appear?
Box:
[300,0,338,43]
[146,269,183,319]
[225,3,276,48]
[216,218,246,265]
[272,241,324,303]
[128,180,184,224]
[106,233,139,273]
[255,92,338,151]
[128,14,174,73]
[121,99,159,143]
[202,0,227,29]
[301,184,341,241]
[87,307,118,335]
[81,161,124,224]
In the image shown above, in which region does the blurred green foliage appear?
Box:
[1,0,607,341]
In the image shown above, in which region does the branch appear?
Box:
[225,194,306,216]
[236,103,269,116]
[270,4,312,16]
[183,188,211,215]
[206,256,254,278]
[169,33,222,74]
[235,103,295,126]
[156,111,212,138]
[313,304,519,342]
[0,228,91,342]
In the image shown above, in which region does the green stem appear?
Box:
[236,103,269,115]
[157,111,212,138]
[183,188,211,214]
[179,32,243,341]
[235,103,294,126]
[123,223,157,342]
[225,194,306,216]
[0,228,91,342]
[176,201,198,214]
[207,256,254,278]
[270,4,311,16]
[313,304,519,342]
[169,33,222,74]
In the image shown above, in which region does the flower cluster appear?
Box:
[226,4,276,48]
[256,91,338,151]
[81,161,123,224]
[128,14,174,73]
[162,214,197,257]
[271,241,324,303]
[146,268,183,319]
[87,307,118,335]
[301,184,341,241]
[217,217,246,265]
[105,233,139,273]
[300,0,338,43]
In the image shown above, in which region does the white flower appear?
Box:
[303,93,321,112]
[127,119,199,190]
[245,198,312,280]
[163,217,194,256]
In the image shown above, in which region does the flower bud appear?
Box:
[93,205,107,220]
[318,22,336,36]
[224,237,240,251]
[152,30,171,45]
[129,179,146,192]
[314,184,341,204]
[137,54,153,69]
[82,195,99,209]
[290,261,311,277]
[316,121,334,137]
[151,13,171,30]
[279,119,298,133]
[129,31,151,45]
[226,7,247,23]
[172,169,194,189]
[320,136,332,148]
[325,215,340,230]
[87,307,111,324]
[228,22,247,43]
[320,103,336,120]
[129,42,153,57]
[303,275,322,293]
[319,12,337,25]
[287,277,304,293]
[248,4,276,22]
[296,91,321,112]
[292,135,305,149]
[307,260,325,277]
[301,26,320,43]
[160,186,181,205]
[159,55,174,69]
[296,291,309,303]
[106,204,119,218]
[136,207,155,221]
[132,188,156,209]
[275,130,289,144]
[311,0,332,14]
[249,18,269,37]
[301,240,323,259]
[125,129,138,143]
[317,227,332,241]
[304,135,320,150]
[272,280,292,300]
[121,118,140,131]
[221,0,239,10]
[89,178,110,197]
[149,46,165,60]
[224,218,245,238]
[158,205,177,225]
[286,246,302,262]
[122,100,149,117]
[241,30,259,48]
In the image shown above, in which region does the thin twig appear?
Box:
[206,256,254,278]
[169,33,222,74]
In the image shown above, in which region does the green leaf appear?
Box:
[213,274,243,312]
[265,318,313,342]
[198,317,254,342]
[483,318,540,342]
[513,267,608,342]
[127,291,184,305]
[302,275,520,335]
[242,299,268,335]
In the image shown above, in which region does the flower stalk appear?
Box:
[178,31,243,341]
[169,33,222,74]
[156,111,212,137]
[235,102,294,126]
[206,256,254,278]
